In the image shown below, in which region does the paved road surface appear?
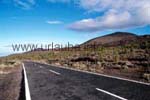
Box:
[24,61,150,100]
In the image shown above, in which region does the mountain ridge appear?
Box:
[81,32,149,47]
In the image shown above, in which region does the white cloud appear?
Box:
[47,0,70,3]
[47,20,63,24]
[78,0,150,12]
[28,0,35,4]
[14,0,35,9]
[68,0,150,32]
[9,0,150,32]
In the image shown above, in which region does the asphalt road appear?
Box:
[24,61,150,100]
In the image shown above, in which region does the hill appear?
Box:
[81,32,149,47]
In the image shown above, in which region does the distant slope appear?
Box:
[81,32,149,47]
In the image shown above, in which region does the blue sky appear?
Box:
[0,0,150,56]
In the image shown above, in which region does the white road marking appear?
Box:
[49,70,60,75]
[96,88,128,100]
[22,63,32,100]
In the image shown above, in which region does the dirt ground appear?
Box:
[0,66,22,100]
